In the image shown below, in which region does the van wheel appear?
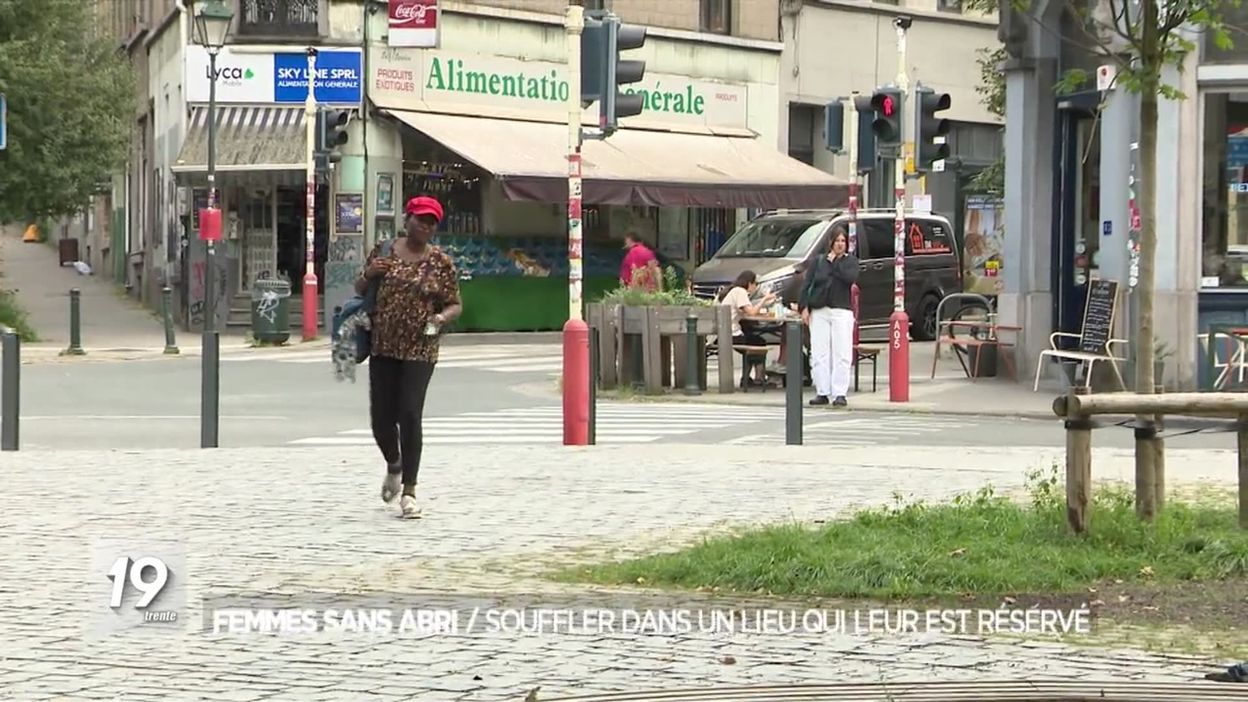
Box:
[911,294,940,341]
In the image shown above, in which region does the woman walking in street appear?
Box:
[798,227,858,407]
[356,196,462,518]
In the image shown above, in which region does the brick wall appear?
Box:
[464,0,779,42]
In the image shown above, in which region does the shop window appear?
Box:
[238,0,319,38]
[701,0,732,35]
[788,103,818,166]
[1200,92,1248,288]
[1203,3,1248,63]
[402,160,484,236]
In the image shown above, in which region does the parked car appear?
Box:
[689,209,963,341]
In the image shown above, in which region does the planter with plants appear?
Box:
[586,267,735,394]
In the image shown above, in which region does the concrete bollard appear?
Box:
[1,329,19,451]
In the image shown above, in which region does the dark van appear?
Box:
[689,208,962,340]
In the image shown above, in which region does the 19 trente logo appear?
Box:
[107,555,178,623]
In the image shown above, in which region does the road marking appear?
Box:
[20,415,289,421]
[289,402,768,446]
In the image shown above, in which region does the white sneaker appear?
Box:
[399,494,421,519]
[381,470,401,503]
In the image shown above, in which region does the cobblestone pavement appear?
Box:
[0,445,1238,701]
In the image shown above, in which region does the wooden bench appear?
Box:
[853,345,880,392]
[732,344,771,391]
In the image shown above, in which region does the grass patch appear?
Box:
[551,466,1248,599]
[0,289,38,341]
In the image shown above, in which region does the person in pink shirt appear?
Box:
[620,233,660,290]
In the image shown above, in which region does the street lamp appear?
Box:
[193,0,232,449]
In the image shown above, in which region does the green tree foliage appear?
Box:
[0,0,135,221]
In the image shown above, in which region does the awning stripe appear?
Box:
[172,106,314,173]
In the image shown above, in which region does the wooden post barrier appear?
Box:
[1065,388,1093,534]
[1055,390,1248,531]
[1154,384,1165,511]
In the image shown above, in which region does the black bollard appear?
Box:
[589,326,598,445]
[630,333,643,390]
[64,288,85,355]
[684,311,701,396]
[161,286,180,355]
[785,320,802,445]
[1,329,19,451]
[201,331,219,448]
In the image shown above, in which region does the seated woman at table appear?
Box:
[718,270,778,384]
[773,259,811,374]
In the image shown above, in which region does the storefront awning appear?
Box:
[172,106,307,173]
[386,111,849,209]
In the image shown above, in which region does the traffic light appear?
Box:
[852,95,876,174]
[581,11,608,108]
[824,101,845,153]
[869,86,902,147]
[601,17,647,135]
[915,86,951,169]
[316,108,350,167]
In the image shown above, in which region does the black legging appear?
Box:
[368,356,435,486]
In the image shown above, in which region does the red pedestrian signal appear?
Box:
[870,87,902,147]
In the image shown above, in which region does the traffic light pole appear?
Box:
[302,47,319,342]
[846,95,861,348]
[889,18,910,403]
[562,1,589,446]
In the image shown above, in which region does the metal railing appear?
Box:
[1,323,18,451]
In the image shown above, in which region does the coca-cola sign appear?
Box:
[389,0,439,47]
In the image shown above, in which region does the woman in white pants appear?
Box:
[798,228,859,407]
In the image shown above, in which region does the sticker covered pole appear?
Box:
[562,1,589,446]
[302,47,319,342]
[889,17,911,403]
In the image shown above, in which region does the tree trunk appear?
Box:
[1134,41,1160,520]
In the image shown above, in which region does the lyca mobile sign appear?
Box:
[370,49,747,130]
[186,46,363,104]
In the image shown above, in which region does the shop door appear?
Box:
[1051,92,1103,347]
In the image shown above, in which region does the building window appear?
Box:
[701,0,731,35]
[1200,91,1248,288]
[788,103,818,166]
[584,0,606,9]
[937,0,962,11]
[1203,4,1248,62]
[238,0,319,38]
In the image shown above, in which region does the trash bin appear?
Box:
[250,278,291,344]
[966,343,998,378]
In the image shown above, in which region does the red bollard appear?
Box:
[851,283,860,347]
[889,310,910,402]
[562,318,590,445]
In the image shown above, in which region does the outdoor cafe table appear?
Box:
[931,319,1021,381]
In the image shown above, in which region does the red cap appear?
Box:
[405,196,444,223]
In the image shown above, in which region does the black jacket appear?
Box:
[798,254,859,311]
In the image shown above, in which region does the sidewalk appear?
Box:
[0,224,181,353]
[543,340,1064,420]
[0,444,1236,700]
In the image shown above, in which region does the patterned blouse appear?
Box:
[366,241,461,364]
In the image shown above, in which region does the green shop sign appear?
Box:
[425,57,707,116]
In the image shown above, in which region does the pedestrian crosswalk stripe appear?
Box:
[288,402,768,446]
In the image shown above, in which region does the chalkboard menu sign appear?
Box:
[1078,279,1118,355]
